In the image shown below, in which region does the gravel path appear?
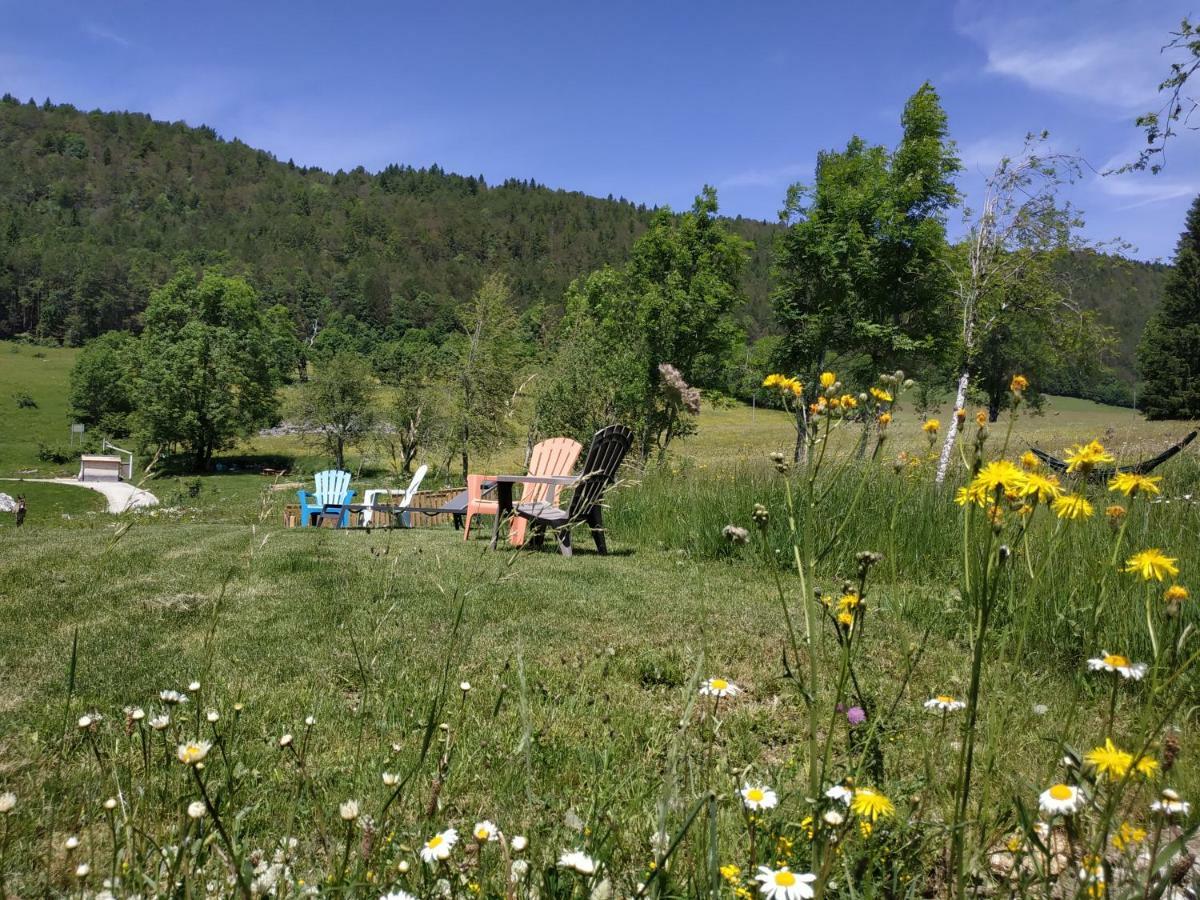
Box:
[2,478,159,513]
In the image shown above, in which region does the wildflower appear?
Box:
[845,706,866,726]
[754,866,816,900]
[1032,704,1049,716]
[1039,783,1083,816]
[922,419,940,435]
[473,820,498,842]
[975,410,988,427]
[1151,788,1190,817]
[103,797,117,810]
[850,787,894,820]
[187,800,206,819]
[340,800,360,821]
[837,610,854,628]
[75,863,90,878]
[0,792,16,813]
[1111,821,1146,852]
[1106,504,1126,525]
[820,371,836,389]
[1165,584,1189,603]
[1064,439,1115,475]
[160,690,188,705]
[206,710,219,723]
[381,892,419,900]
[825,785,852,805]
[176,740,211,766]
[869,387,893,403]
[1124,549,1180,581]
[955,484,988,507]
[1108,472,1162,497]
[305,715,315,726]
[459,681,471,693]
[149,714,169,730]
[1020,451,1040,470]
[124,706,145,721]
[1018,471,1062,503]
[971,460,1025,496]
[955,407,966,424]
[924,695,966,712]
[65,835,79,850]
[279,734,294,748]
[839,394,858,409]
[77,714,98,730]
[1085,738,1156,780]
[511,835,527,852]
[188,680,200,691]
[821,809,844,826]
[740,784,779,811]
[557,849,597,875]
[1010,374,1029,392]
[1087,652,1147,680]
[700,677,740,698]
[382,772,399,787]
[420,828,459,863]
[720,864,741,884]
[877,412,892,426]
[1052,493,1094,520]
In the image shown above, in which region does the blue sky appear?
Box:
[1,0,1196,260]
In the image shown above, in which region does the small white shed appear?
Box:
[79,455,123,482]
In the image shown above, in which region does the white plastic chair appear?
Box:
[362,465,428,527]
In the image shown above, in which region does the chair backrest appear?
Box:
[523,437,583,506]
[565,425,634,522]
[313,469,352,505]
[400,464,428,507]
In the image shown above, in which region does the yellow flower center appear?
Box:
[710,678,727,690]
[747,789,764,803]
[475,828,488,840]
[427,835,443,849]
[774,871,796,887]
[1049,784,1072,801]
[936,695,955,704]
[1104,654,1129,668]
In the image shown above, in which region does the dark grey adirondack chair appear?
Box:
[515,424,633,557]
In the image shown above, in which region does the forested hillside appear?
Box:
[0,96,776,344]
[0,96,1171,403]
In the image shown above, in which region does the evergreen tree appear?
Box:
[1137,195,1200,419]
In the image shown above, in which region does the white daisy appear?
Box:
[1038,783,1083,816]
[187,681,201,692]
[740,784,779,811]
[382,772,400,787]
[825,785,852,805]
[187,801,206,819]
[923,695,966,712]
[103,798,117,811]
[1087,652,1147,680]
[176,740,211,766]
[124,706,145,721]
[558,849,597,875]
[305,716,316,727]
[754,865,816,900]
[149,714,170,731]
[0,792,13,814]
[339,800,360,821]
[1151,788,1191,818]
[460,681,472,692]
[473,820,499,842]
[420,828,458,863]
[206,710,219,723]
[510,835,528,852]
[75,863,90,878]
[64,835,80,850]
[822,809,844,827]
[379,892,418,900]
[160,690,188,705]
[279,734,293,748]
[699,677,740,698]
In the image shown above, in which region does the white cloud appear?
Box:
[719,162,810,189]
[1094,172,1199,210]
[83,24,131,49]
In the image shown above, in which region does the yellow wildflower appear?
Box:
[851,787,895,821]
[1106,504,1126,523]
[975,410,989,427]
[1064,440,1115,474]
[719,864,741,885]
[820,371,836,389]
[922,419,940,434]
[969,460,1025,496]
[1108,472,1162,497]
[954,407,966,424]
[1052,493,1094,520]
[869,386,893,403]
[839,393,858,409]
[1111,821,1147,852]
[1010,374,1029,392]
[1017,471,1062,503]
[878,412,892,426]
[1124,549,1180,581]
[1164,584,1189,603]
[1020,451,1040,470]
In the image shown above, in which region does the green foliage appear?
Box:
[538,188,748,458]
[133,270,280,469]
[1138,194,1200,419]
[772,82,960,381]
[67,330,136,435]
[289,353,379,470]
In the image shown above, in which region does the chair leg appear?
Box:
[462,512,473,541]
[555,528,573,557]
[587,507,608,555]
[534,525,547,549]
[509,516,527,546]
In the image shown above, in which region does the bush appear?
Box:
[13,391,37,409]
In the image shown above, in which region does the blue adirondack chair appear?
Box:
[297,470,355,527]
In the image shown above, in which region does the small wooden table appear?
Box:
[488,474,579,550]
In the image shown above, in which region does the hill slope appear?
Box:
[0,96,1171,403]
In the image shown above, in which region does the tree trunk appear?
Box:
[934,369,970,485]
[335,436,344,472]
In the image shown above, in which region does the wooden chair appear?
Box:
[463,437,583,543]
[515,424,633,557]
[297,470,355,528]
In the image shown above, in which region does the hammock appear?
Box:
[1029,431,1198,484]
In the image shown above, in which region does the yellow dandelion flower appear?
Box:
[839,393,858,409]
[850,787,894,821]
[837,610,854,627]
[1108,472,1162,497]
[820,371,836,389]
[762,374,784,388]
[975,410,989,426]
[970,460,1024,496]
[869,386,893,403]
[719,864,741,884]
[922,419,940,434]
[1111,821,1147,852]
[1020,451,1040,470]
[1124,549,1180,581]
[954,407,966,424]
[1010,374,1029,392]
[1052,493,1094,520]
[1017,471,1063,503]
[878,412,892,426]
[1084,739,1155,781]
[1106,504,1126,522]
[1164,584,1189,603]
[1064,440,1115,474]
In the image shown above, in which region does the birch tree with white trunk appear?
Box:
[934,134,1086,484]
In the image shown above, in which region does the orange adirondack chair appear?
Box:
[462,437,582,544]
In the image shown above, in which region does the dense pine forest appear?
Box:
[0,95,1170,404]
